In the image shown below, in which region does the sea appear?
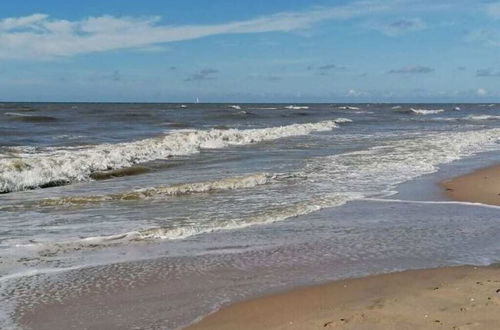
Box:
[0,102,499,329]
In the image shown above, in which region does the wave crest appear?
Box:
[410,108,445,115]
[35,173,279,207]
[464,115,500,121]
[22,194,354,253]
[0,119,350,193]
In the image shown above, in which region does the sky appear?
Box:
[0,0,499,103]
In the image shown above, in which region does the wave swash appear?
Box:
[21,127,500,253]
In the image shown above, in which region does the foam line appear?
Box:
[361,198,500,210]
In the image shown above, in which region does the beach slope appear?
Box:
[441,165,500,206]
[188,165,500,330]
[187,266,500,330]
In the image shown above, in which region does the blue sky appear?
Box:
[0,0,499,102]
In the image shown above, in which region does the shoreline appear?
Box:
[441,164,500,206]
[187,165,500,329]
[13,163,500,330]
[186,266,500,330]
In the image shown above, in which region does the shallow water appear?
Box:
[0,102,499,328]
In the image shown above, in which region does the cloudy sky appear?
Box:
[1,0,499,102]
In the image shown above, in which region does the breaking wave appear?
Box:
[464,115,500,121]
[19,127,500,253]
[4,112,58,123]
[393,108,445,115]
[303,128,500,201]
[0,119,350,193]
[33,173,280,207]
[21,194,355,253]
[422,115,500,122]
[284,105,309,110]
[337,106,360,110]
[409,108,445,115]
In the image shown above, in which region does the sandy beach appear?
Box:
[187,266,500,330]
[441,165,500,206]
[187,166,500,330]
[2,1,500,329]
[10,159,500,330]
[12,163,500,330]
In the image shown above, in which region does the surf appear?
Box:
[0,119,351,193]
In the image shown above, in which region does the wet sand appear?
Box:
[441,164,500,206]
[187,166,500,330]
[16,165,500,329]
[187,266,500,330]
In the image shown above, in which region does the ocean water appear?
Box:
[1,102,500,328]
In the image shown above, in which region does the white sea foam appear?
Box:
[22,127,500,252]
[34,172,279,207]
[229,105,241,110]
[337,106,360,110]
[0,119,350,193]
[0,266,82,284]
[464,115,500,121]
[4,112,31,117]
[304,128,500,200]
[428,115,500,122]
[362,198,500,210]
[23,194,355,252]
[284,105,309,110]
[409,108,445,115]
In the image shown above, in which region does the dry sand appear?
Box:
[441,165,500,206]
[187,266,500,330]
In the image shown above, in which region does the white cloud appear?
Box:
[476,68,500,77]
[0,2,391,60]
[476,88,487,96]
[346,89,366,97]
[368,17,427,36]
[465,29,500,47]
[388,65,434,74]
[485,2,500,19]
[0,13,48,31]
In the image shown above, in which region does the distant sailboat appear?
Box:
[196,97,200,104]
